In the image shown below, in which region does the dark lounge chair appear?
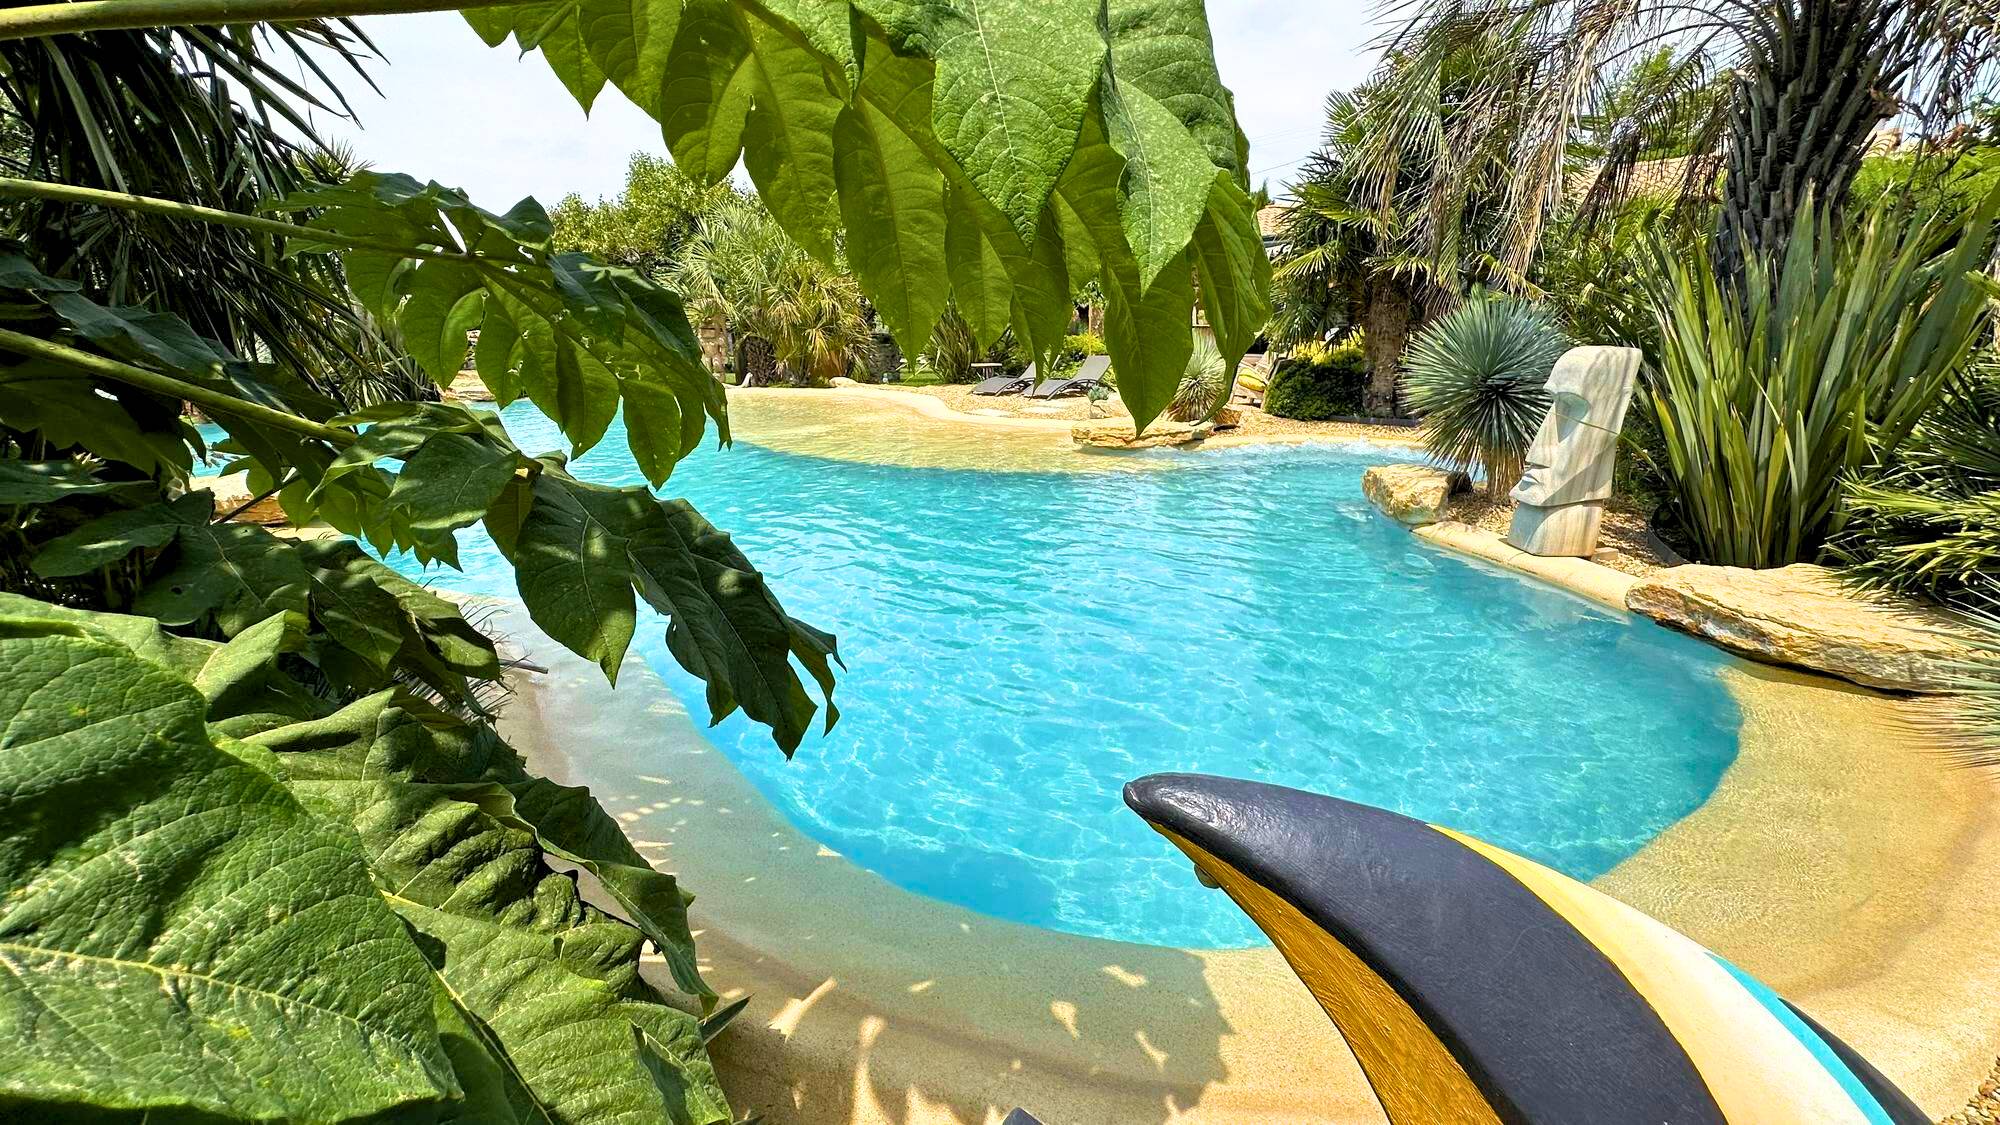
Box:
[1027,354,1110,399]
[971,364,1034,395]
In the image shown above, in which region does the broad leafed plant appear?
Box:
[0,0,1270,1122]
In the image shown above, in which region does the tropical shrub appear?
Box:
[1168,335,1230,422]
[667,192,872,385]
[1270,36,1528,417]
[1832,361,2000,608]
[1639,195,1998,568]
[1401,297,1569,496]
[1384,0,2000,289]
[551,151,731,274]
[1937,611,2000,769]
[1531,198,1688,354]
[1265,338,1369,420]
[1065,330,1107,358]
[921,305,1028,383]
[0,1,1267,1120]
[0,18,428,407]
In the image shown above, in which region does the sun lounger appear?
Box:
[971,364,1034,395]
[1026,354,1110,399]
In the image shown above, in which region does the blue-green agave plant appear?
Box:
[1401,296,1571,496]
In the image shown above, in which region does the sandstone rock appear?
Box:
[1361,464,1468,526]
[1071,420,1209,450]
[195,471,288,525]
[1626,563,1976,693]
[444,369,494,402]
[1212,406,1243,430]
[829,375,861,387]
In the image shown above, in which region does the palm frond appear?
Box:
[0,21,422,408]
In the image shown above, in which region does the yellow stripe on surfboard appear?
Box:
[1434,826,1872,1125]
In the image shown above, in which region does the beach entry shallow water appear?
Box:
[393,397,1742,949]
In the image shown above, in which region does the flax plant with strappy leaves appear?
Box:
[1638,192,1999,568]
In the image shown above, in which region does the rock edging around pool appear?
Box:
[1359,466,1980,694]
[1626,564,1978,693]
[492,603,2000,1125]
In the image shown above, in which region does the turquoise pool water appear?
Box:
[193,421,230,476]
[393,402,1741,949]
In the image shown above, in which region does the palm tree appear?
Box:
[551,153,731,276]
[667,193,873,386]
[1270,37,1524,415]
[1377,0,1999,286]
[0,21,419,406]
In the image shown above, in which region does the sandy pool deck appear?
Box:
[491,392,1999,1124]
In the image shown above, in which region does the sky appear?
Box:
[306,4,1385,211]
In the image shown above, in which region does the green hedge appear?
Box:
[1265,347,1369,420]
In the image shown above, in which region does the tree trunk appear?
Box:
[736,336,777,387]
[1362,275,1413,417]
[1712,0,1904,281]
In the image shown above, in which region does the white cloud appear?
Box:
[314,3,1383,209]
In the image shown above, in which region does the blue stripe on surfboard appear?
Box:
[1710,954,1894,1125]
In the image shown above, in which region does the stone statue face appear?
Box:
[1511,346,1641,508]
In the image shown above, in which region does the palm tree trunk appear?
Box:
[1712,0,1908,280]
[1362,275,1413,417]
[737,336,777,387]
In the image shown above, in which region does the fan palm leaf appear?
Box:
[0,19,420,407]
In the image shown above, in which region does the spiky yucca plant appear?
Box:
[1401,297,1569,495]
[1640,194,1998,568]
[1168,335,1231,423]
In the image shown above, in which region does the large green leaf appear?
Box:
[1191,173,1273,373]
[833,92,949,356]
[737,12,845,260]
[0,361,194,477]
[29,491,200,576]
[389,429,527,538]
[394,901,729,1125]
[1101,78,1218,293]
[1106,0,1248,179]
[1102,246,1196,428]
[942,183,1013,348]
[852,0,1105,241]
[1052,112,1194,430]
[511,466,836,752]
[277,172,720,486]
[0,459,141,504]
[263,691,730,1124]
[631,498,841,754]
[514,470,646,682]
[0,604,458,1121]
[504,773,714,1001]
[661,0,757,182]
[580,0,685,116]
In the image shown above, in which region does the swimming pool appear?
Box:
[192,420,230,476]
[394,400,1741,949]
